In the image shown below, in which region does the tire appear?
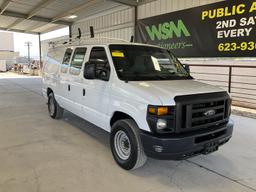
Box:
[48,92,64,119]
[110,119,147,170]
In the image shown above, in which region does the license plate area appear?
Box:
[203,140,219,154]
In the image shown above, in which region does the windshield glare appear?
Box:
[109,45,192,81]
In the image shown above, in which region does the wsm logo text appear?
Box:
[146,20,191,41]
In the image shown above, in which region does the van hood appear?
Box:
[128,80,225,105]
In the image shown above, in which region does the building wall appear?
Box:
[0,32,14,51]
[72,6,134,41]
[72,0,223,41]
[138,0,224,19]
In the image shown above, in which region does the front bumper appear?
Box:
[140,121,233,160]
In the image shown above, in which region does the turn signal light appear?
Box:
[148,106,169,116]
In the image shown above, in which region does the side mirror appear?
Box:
[100,71,110,81]
[183,64,190,74]
[84,62,96,79]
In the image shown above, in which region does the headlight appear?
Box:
[156,119,167,130]
[147,105,175,134]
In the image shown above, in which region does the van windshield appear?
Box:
[109,44,192,81]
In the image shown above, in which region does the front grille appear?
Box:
[175,92,231,133]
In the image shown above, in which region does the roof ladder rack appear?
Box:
[48,27,129,48]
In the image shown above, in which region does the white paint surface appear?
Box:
[0,32,14,51]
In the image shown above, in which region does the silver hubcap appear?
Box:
[114,130,131,160]
[49,97,55,116]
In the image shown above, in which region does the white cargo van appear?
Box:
[42,37,233,170]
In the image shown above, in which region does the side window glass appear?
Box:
[70,47,87,75]
[61,48,73,73]
[88,47,110,80]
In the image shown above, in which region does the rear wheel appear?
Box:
[48,92,63,119]
[110,119,147,170]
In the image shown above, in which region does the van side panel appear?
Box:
[42,47,65,101]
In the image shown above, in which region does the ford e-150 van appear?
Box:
[42,38,233,170]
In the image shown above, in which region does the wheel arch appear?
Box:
[110,111,137,128]
[108,104,150,132]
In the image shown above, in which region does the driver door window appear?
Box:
[88,47,110,80]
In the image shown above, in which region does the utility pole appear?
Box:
[24,41,32,66]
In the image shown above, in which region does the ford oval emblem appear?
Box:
[204,109,216,117]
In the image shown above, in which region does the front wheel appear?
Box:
[110,119,147,170]
[48,92,64,119]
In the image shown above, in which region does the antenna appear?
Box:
[90,26,94,38]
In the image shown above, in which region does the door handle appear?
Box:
[83,89,86,96]
[68,85,70,91]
